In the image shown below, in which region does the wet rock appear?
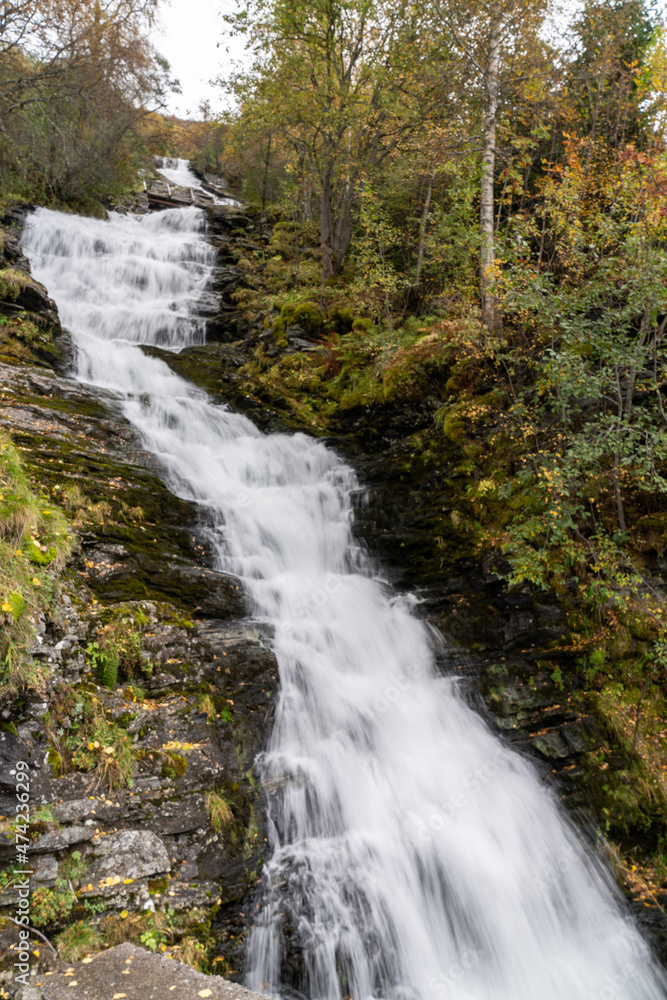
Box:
[36,942,266,1000]
[531,731,571,760]
[85,829,171,882]
[30,825,94,853]
[33,854,58,885]
[0,360,244,616]
[144,796,208,836]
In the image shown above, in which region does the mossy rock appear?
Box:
[272,316,287,346]
[328,306,355,334]
[633,513,667,555]
[442,412,465,443]
[605,625,634,661]
[292,301,324,337]
[352,317,373,333]
[280,302,296,324]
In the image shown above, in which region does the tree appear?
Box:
[432,0,549,329]
[225,0,452,278]
[0,0,174,205]
[568,0,657,150]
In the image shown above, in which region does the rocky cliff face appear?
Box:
[0,207,277,990]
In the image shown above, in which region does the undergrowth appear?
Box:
[0,430,72,700]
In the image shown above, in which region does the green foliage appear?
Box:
[86,641,119,689]
[205,791,233,833]
[86,615,145,689]
[31,885,76,928]
[140,926,167,952]
[0,431,72,696]
[45,686,136,790]
[56,920,102,961]
[0,0,170,210]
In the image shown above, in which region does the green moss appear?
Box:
[328,306,355,334]
[280,302,296,324]
[47,747,63,777]
[442,412,465,443]
[352,317,372,333]
[272,316,288,346]
[292,301,324,335]
[148,877,170,895]
[161,750,187,778]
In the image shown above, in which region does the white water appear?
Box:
[22,206,666,1000]
[156,157,241,206]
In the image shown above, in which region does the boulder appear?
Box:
[85,829,171,882]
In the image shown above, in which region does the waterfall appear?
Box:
[156,157,241,206]
[22,205,666,1000]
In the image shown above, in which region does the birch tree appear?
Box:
[432,0,547,329]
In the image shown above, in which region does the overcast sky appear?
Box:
[152,0,247,119]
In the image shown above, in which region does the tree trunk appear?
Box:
[480,5,501,331]
[260,133,272,209]
[320,158,335,281]
[332,178,355,275]
[415,170,435,285]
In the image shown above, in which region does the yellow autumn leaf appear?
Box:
[32,577,41,587]
[198,991,213,997]
[2,603,11,612]
[120,910,128,919]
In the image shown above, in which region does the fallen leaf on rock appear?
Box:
[198,992,212,997]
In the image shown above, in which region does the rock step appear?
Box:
[16,943,266,1000]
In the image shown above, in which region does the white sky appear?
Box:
[152,0,247,119]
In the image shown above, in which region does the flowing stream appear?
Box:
[156,156,241,206]
[21,205,667,1000]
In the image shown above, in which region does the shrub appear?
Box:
[31,886,76,928]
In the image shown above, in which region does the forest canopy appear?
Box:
[0,0,176,207]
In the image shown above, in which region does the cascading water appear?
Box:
[156,156,241,206]
[21,205,667,1000]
